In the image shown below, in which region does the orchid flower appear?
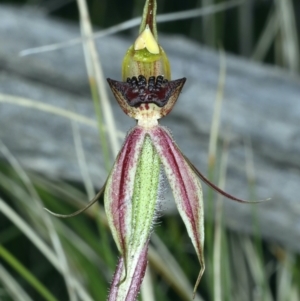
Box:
[46,1,265,300]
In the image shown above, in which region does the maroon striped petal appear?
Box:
[104,127,146,259]
[149,125,205,295]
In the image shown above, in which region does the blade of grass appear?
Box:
[220,231,232,301]
[54,220,109,277]
[0,264,33,301]
[206,47,226,299]
[40,0,75,14]
[238,0,253,56]
[0,140,78,301]
[28,172,109,274]
[0,93,94,126]
[228,233,250,301]
[244,138,256,187]
[70,119,115,268]
[242,237,273,301]
[208,47,226,167]
[243,136,275,301]
[289,287,300,301]
[251,5,279,61]
[76,0,119,164]
[0,93,125,139]
[275,0,299,72]
[277,252,295,301]
[0,245,59,301]
[29,172,108,223]
[156,0,244,24]
[243,137,264,262]
[150,234,205,301]
[189,0,202,40]
[213,137,230,301]
[71,120,95,200]
[0,198,94,301]
[0,171,48,241]
[202,0,215,47]
[27,176,111,271]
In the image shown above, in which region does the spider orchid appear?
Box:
[46,0,265,300]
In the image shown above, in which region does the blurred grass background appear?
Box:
[0,0,300,300]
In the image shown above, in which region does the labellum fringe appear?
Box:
[45,0,267,300]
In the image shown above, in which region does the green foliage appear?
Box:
[1,156,300,300]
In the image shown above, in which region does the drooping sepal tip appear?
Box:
[193,264,205,299]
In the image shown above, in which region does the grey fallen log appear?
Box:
[1,5,300,252]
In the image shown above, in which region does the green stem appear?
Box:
[206,164,215,299]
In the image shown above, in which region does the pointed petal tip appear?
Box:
[192,265,205,299]
[44,207,89,218]
[44,205,90,219]
[44,184,105,218]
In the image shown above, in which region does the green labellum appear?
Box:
[129,135,160,254]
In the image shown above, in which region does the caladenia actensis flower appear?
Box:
[46,0,266,300]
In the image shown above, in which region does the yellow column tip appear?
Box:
[134,24,159,54]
